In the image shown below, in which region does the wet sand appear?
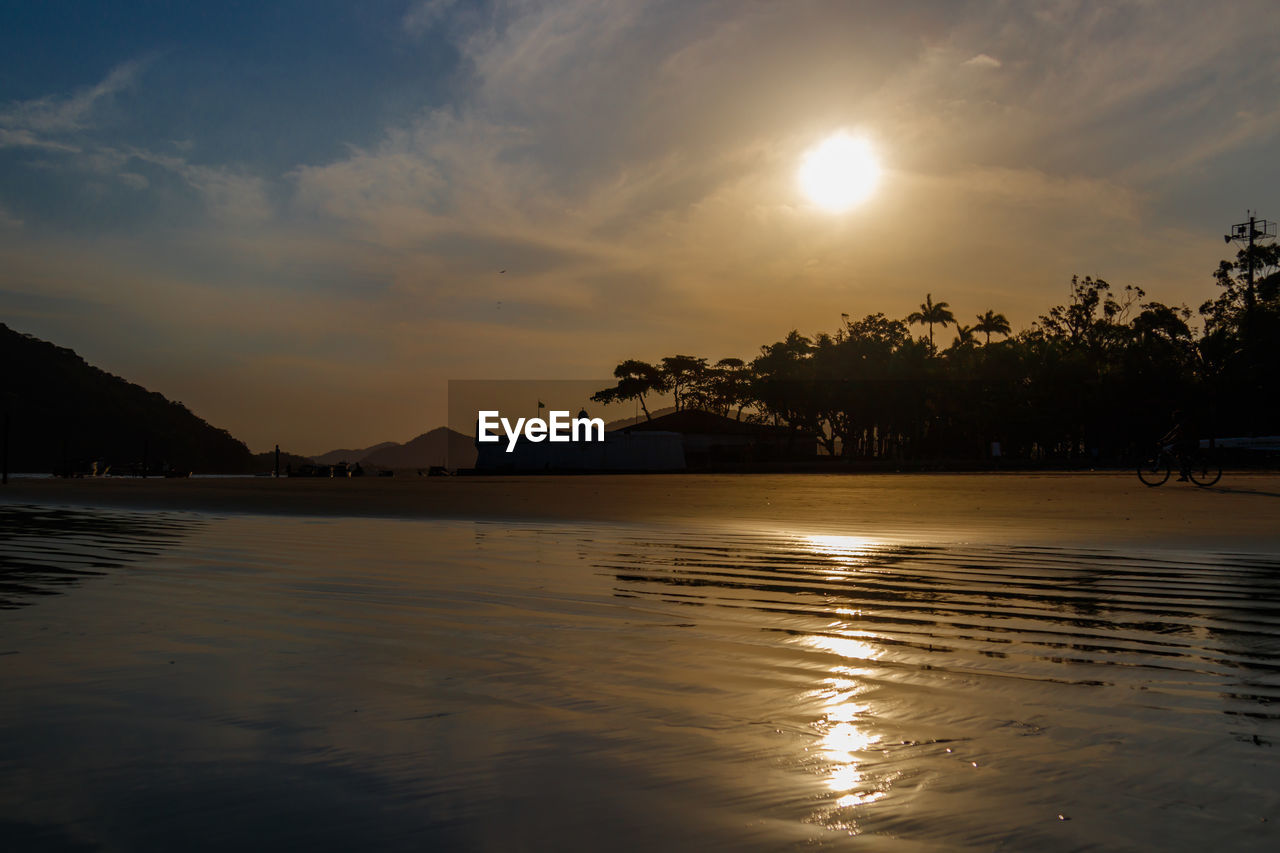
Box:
[4,472,1279,549]
[2,504,1278,851]
[5,473,1279,850]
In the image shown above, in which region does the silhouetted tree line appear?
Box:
[594,248,1280,464]
[1,323,255,473]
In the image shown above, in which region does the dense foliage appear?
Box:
[594,251,1280,464]
[1,323,255,473]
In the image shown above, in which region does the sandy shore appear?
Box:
[4,484,1279,848]
[4,472,1279,549]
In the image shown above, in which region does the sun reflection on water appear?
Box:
[810,672,890,813]
[800,533,887,579]
[793,533,901,826]
[804,632,880,663]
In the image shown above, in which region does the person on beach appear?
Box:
[1158,410,1195,481]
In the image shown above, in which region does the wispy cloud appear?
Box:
[0,60,143,136]
[0,127,82,152]
[2,60,272,224]
[127,148,273,224]
[963,53,1001,68]
[402,0,458,37]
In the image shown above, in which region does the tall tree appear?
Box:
[1039,276,1143,356]
[660,355,708,412]
[906,294,955,351]
[1201,243,1280,333]
[590,359,667,421]
[751,331,816,432]
[974,310,1011,344]
[686,358,753,418]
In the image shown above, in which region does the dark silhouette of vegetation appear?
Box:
[974,310,1011,344]
[906,293,955,351]
[660,355,707,412]
[595,259,1280,466]
[1,323,257,473]
[1199,242,1280,438]
[590,359,668,420]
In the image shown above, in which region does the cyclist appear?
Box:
[1157,410,1195,481]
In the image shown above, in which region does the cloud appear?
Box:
[4,2,1280,450]
[133,154,272,224]
[190,2,1280,333]
[963,53,1001,68]
[117,172,150,191]
[0,60,143,136]
[2,96,271,223]
[0,128,83,152]
[402,0,458,37]
[280,0,1257,328]
[291,129,451,225]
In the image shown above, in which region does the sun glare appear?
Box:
[798,133,880,212]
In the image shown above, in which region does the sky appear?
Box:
[3,0,1279,455]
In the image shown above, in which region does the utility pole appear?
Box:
[1225,211,1278,311]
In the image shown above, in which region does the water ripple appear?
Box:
[0,507,1277,851]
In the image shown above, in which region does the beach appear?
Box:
[4,471,1280,549]
[8,0,1280,848]
[2,475,1279,850]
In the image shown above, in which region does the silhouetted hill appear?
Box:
[361,428,476,469]
[1,323,254,473]
[251,449,316,473]
[313,442,397,466]
[603,405,677,431]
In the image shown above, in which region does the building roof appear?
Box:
[618,409,803,437]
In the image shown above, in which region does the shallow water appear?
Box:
[1,504,1278,851]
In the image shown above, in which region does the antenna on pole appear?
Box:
[1225,211,1277,310]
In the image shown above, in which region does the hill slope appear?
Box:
[313,441,397,466]
[361,428,476,469]
[1,323,253,473]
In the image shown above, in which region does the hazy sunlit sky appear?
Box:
[3,1,1278,454]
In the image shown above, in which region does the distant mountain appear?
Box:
[311,428,476,470]
[361,427,476,469]
[603,405,677,432]
[251,449,316,473]
[0,323,255,473]
[313,441,398,466]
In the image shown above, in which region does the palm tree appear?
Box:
[974,309,1012,344]
[906,293,955,350]
[953,324,975,347]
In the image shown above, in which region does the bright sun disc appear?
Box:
[798,134,879,212]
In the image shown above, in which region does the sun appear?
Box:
[798,133,880,212]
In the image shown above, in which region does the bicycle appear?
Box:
[1136,444,1222,487]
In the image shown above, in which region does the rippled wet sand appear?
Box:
[2,504,1278,851]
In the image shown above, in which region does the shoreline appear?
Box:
[4,471,1280,551]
